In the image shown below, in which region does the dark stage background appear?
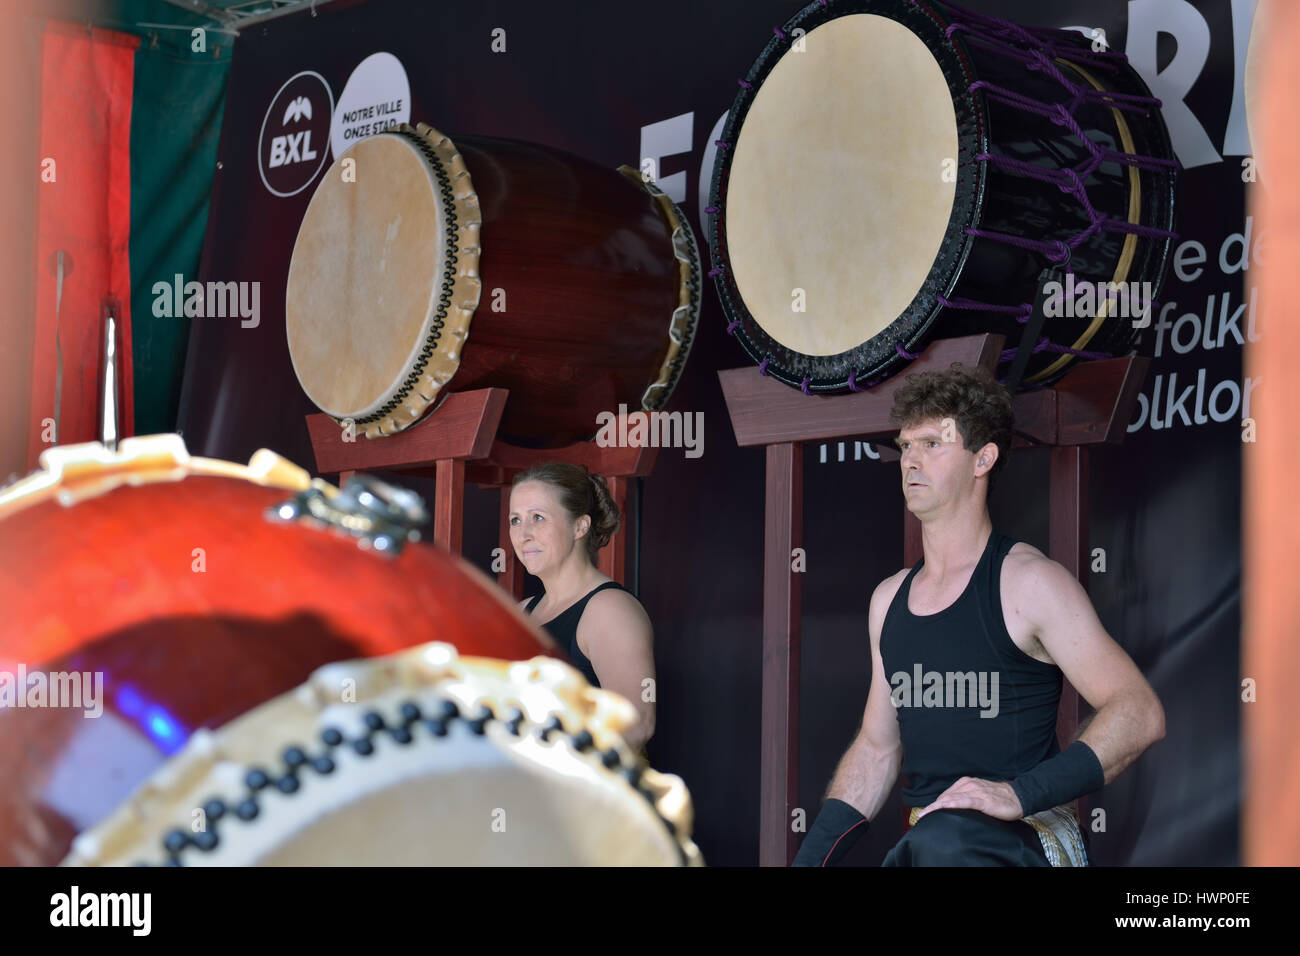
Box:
[177,0,1253,865]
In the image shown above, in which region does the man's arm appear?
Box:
[1018,554,1166,786]
[825,572,906,818]
[792,572,905,864]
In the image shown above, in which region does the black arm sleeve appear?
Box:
[791,799,869,867]
[1009,740,1106,816]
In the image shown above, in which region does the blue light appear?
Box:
[143,707,185,753]
[116,685,145,718]
[110,682,188,754]
[148,711,175,739]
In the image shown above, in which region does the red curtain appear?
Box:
[26,22,138,470]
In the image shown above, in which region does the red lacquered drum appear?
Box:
[286,122,701,443]
[0,436,700,865]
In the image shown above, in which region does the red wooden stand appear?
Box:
[718,334,1150,866]
[305,388,659,597]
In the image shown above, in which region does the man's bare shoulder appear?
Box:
[868,568,911,638]
[873,567,911,604]
[1002,541,1079,598]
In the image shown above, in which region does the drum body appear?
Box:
[287,123,700,443]
[708,0,1178,393]
[0,436,699,865]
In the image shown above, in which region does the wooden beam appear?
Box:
[1055,356,1150,446]
[760,442,802,866]
[719,335,1004,448]
[433,458,465,553]
[598,475,630,585]
[305,388,507,474]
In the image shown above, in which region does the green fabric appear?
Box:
[83,1,233,434]
[127,41,229,434]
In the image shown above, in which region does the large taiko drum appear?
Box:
[287,122,701,443]
[708,0,1178,393]
[0,436,700,866]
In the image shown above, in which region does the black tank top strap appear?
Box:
[525,581,627,688]
[883,559,925,630]
[981,531,1016,622]
[573,580,625,609]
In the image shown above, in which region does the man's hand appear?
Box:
[915,777,1024,821]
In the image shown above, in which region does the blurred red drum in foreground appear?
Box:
[0,435,699,866]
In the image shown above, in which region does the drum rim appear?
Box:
[62,643,703,867]
[709,0,1178,392]
[618,166,703,413]
[0,433,314,523]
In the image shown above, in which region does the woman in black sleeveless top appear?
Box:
[508,463,655,752]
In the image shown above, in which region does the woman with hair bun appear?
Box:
[508,463,656,751]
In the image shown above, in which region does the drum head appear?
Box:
[725,13,958,357]
[286,125,483,436]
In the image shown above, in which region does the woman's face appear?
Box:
[508,481,588,578]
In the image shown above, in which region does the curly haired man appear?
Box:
[793,364,1165,866]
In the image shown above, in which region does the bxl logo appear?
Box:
[268,129,318,170]
[283,95,312,124]
[259,72,333,197]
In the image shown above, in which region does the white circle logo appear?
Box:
[330,52,412,160]
[258,71,334,198]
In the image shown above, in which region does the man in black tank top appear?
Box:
[793,365,1166,866]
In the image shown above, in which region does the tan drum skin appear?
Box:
[726,14,958,357]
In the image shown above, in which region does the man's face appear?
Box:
[895,418,985,518]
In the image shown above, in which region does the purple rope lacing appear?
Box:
[999,338,1112,363]
[922,0,1137,75]
[903,0,1176,374]
[937,294,1033,320]
[922,0,1177,267]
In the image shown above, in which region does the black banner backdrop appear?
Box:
[177,0,1254,865]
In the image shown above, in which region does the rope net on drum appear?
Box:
[919,0,1179,382]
